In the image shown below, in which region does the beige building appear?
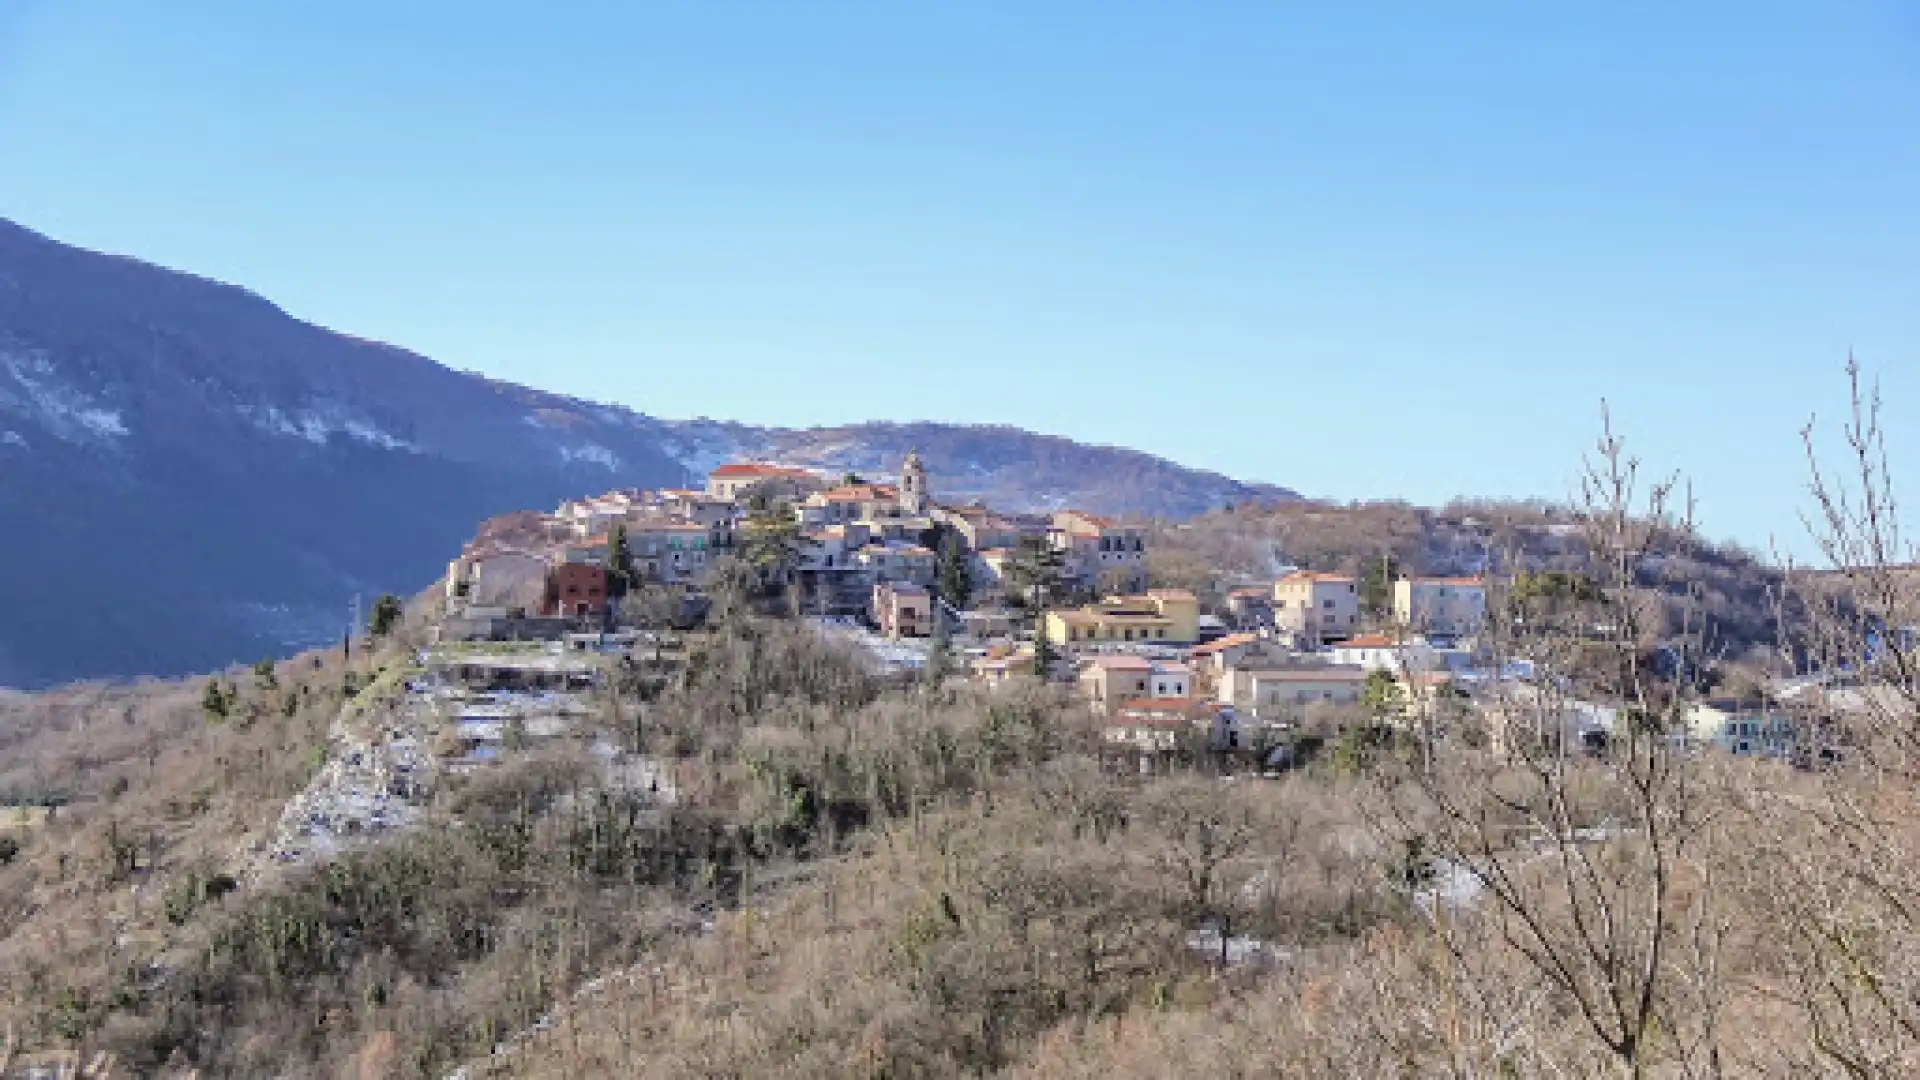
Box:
[626,519,723,584]
[1049,510,1147,592]
[706,462,822,503]
[873,581,933,638]
[1078,655,1154,715]
[1272,572,1360,644]
[1218,663,1368,713]
[1077,656,1193,715]
[1044,589,1200,648]
[1393,577,1487,638]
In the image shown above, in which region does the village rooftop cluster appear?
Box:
[425,454,1788,772]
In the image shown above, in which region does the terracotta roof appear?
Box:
[710,462,814,479]
[1083,655,1154,671]
[1241,667,1370,682]
[1278,571,1357,585]
[1338,634,1402,649]
[1191,632,1260,656]
[1229,587,1270,599]
[822,483,899,502]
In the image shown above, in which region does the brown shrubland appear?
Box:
[4,372,1920,1077]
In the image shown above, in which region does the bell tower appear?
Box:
[899,449,929,516]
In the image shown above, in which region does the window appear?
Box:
[1323,599,1334,609]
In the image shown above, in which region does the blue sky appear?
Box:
[2,2,1915,553]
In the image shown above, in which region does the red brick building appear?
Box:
[543,562,608,621]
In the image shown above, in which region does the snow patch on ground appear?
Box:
[559,442,621,470]
[0,345,129,447]
[241,403,418,451]
[648,419,748,476]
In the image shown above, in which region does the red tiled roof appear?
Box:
[1241,667,1370,682]
[711,462,814,479]
[823,483,899,502]
[1279,571,1356,585]
[1084,655,1154,671]
[1338,634,1401,649]
[1191,632,1260,656]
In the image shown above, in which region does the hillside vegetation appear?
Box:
[5,387,1920,1078]
[1147,496,1790,659]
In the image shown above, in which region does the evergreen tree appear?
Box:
[1360,554,1401,617]
[201,678,229,721]
[1007,533,1064,611]
[935,529,974,612]
[1031,614,1056,683]
[368,593,403,638]
[1363,668,1405,720]
[740,498,803,593]
[925,616,953,690]
[604,523,635,601]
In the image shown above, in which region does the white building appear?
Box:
[1393,577,1488,638]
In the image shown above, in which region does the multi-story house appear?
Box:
[706,462,823,503]
[1218,664,1369,715]
[855,542,937,587]
[1043,589,1199,648]
[873,581,933,638]
[802,482,902,524]
[941,504,1021,552]
[626,519,723,584]
[541,562,608,621]
[1393,577,1488,638]
[1272,572,1360,645]
[1686,699,1796,758]
[1226,586,1275,630]
[1078,655,1155,714]
[556,491,637,539]
[1048,510,1148,592]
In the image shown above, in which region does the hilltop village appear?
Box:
[423,452,1780,772]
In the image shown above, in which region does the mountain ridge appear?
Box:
[0,217,1292,688]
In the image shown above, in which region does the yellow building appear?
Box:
[1043,588,1200,647]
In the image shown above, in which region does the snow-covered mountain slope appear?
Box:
[0,218,1290,687]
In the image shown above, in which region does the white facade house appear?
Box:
[1272,572,1360,645]
[1149,661,1193,700]
[1393,577,1488,638]
[1686,699,1795,758]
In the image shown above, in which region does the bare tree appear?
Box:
[1375,412,1731,1078]
[1750,359,1920,1077]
